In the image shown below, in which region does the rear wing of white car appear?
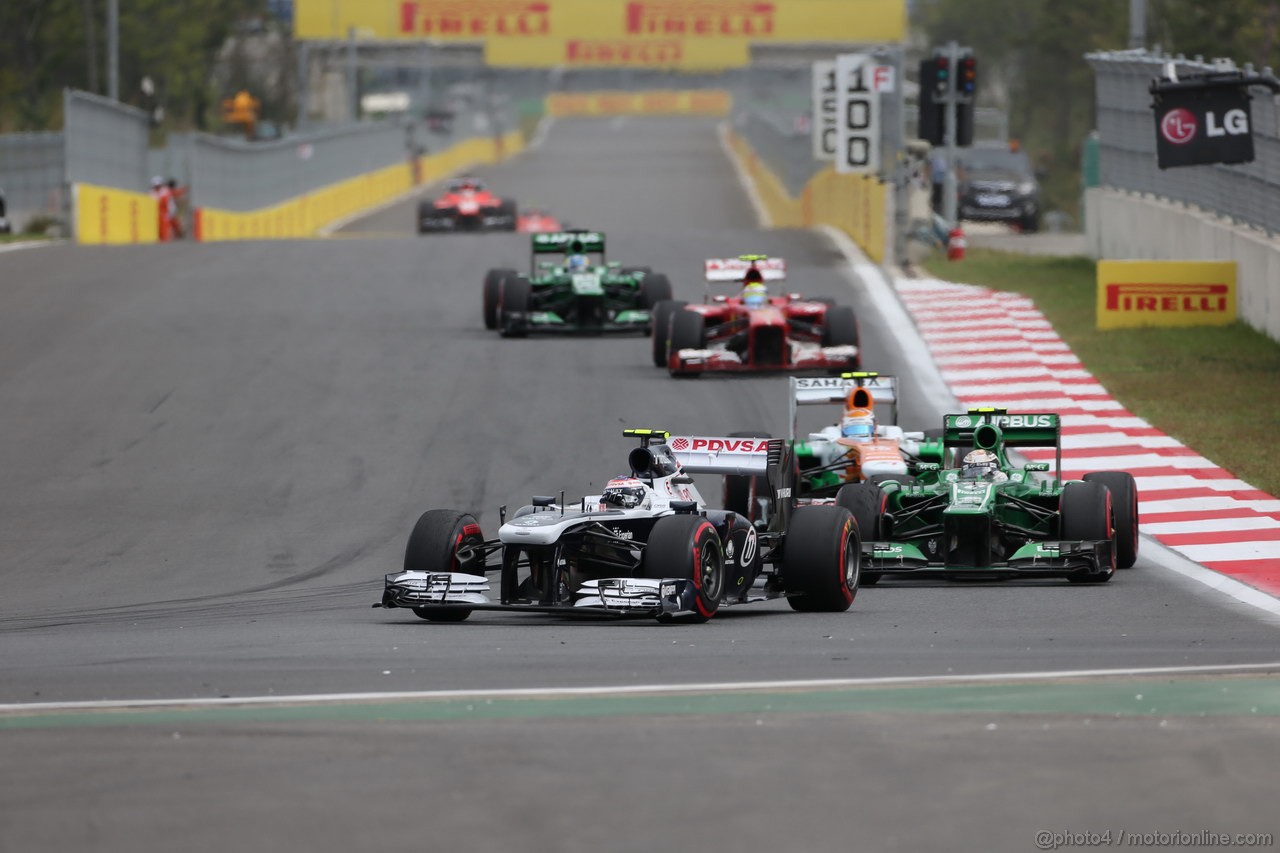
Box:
[665,434,776,476]
[703,257,787,282]
[788,374,899,440]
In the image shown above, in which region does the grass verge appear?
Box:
[922,249,1280,497]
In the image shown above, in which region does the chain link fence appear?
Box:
[1088,48,1280,236]
[0,132,65,232]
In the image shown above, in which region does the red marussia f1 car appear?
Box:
[516,207,564,233]
[650,255,860,377]
[418,177,517,233]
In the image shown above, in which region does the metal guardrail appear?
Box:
[1088,48,1280,235]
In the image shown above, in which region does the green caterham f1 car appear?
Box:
[834,408,1140,585]
[483,230,673,336]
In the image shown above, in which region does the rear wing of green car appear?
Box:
[531,230,605,257]
[788,373,898,440]
[942,408,1062,477]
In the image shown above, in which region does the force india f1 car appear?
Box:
[483,230,674,337]
[721,373,932,522]
[833,408,1140,585]
[650,255,860,377]
[418,177,516,233]
[377,429,860,623]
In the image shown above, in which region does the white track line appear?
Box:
[0,240,57,255]
[5,662,1280,714]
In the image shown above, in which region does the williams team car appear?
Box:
[483,230,673,336]
[418,177,516,233]
[650,255,860,377]
[834,408,1140,585]
[377,428,861,623]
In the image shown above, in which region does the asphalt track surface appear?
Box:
[2,118,1277,852]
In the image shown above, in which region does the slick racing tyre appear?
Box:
[1083,471,1139,569]
[484,268,515,330]
[822,305,860,349]
[498,199,518,230]
[641,514,724,622]
[723,431,772,524]
[498,275,531,338]
[638,273,673,310]
[650,300,686,367]
[668,309,706,377]
[1061,481,1116,584]
[836,483,886,585]
[784,505,859,611]
[404,509,486,621]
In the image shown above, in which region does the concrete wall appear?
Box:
[1086,187,1280,342]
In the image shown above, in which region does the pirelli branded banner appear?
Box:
[487,37,749,69]
[1096,260,1237,330]
[546,90,731,117]
[294,1,907,67]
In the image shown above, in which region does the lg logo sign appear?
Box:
[1160,108,1196,144]
[1160,107,1249,145]
[1151,77,1257,169]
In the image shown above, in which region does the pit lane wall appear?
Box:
[724,126,888,264]
[194,130,524,241]
[1085,188,1280,342]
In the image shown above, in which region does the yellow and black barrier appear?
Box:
[723,127,888,264]
[195,130,525,242]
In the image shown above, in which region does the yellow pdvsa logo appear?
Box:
[1096,261,1236,330]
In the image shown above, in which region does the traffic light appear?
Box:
[917,56,948,146]
[956,53,977,146]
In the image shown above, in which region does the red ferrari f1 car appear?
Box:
[418,177,516,233]
[650,255,860,377]
[516,207,564,233]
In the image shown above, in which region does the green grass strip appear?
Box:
[3,677,1278,729]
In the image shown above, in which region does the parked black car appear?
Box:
[957,145,1041,233]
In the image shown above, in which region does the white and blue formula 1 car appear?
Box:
[376,429,860,623]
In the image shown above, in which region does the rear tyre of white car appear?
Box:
[784,505,860,611]
[405,509,485,621]
[836,483,886,585]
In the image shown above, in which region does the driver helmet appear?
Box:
[600,477,650,511]
[743,282,768,308]
[840,408,875,441]
[961,449,1005,481]
[567,253,589,272]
